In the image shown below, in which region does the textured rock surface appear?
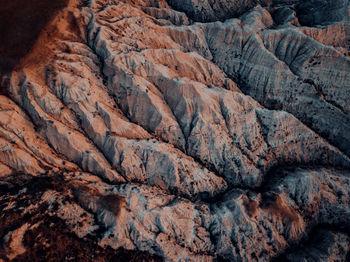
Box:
[0,0,349,261]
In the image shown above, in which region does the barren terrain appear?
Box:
[0,0,349,261]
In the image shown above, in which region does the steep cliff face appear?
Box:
[0,0,349,261]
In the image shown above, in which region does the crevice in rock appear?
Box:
[303,78,346,114]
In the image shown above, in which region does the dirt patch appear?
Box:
[0,174,163,261]
[16,215,162,262]
[0,0,69,73]
[99,194,126,216]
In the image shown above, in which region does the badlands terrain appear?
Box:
[0,0,349,261]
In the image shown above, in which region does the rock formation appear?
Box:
[0,0,349,261]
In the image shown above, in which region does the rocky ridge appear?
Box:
[0,0,349,261]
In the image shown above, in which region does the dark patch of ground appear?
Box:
[0,0,68,73]
[272,224,350,261]
[0,173,163,262]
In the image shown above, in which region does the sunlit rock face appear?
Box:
[0,0,349,261]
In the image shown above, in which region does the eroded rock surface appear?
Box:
[0,0,349,261]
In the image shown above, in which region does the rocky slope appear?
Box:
[0,0,349,261]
